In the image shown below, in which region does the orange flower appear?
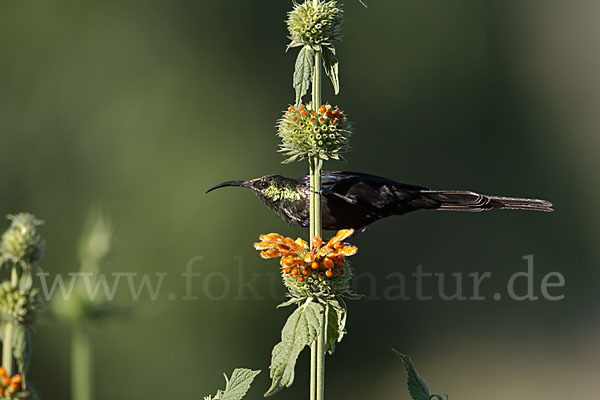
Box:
[254,229,357,284]
[0,370,22,395]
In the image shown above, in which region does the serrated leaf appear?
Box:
[265,301,323,397]
[325,298,347,354]
[392,350,431,400]
[220,368,261,400]
[322,47,340,95]
[293,46,314,106]
[207,369,260,400]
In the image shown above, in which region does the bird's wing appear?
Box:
[301,171,426,191]
[322,172,429,208]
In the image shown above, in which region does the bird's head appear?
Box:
[206,174,303,206]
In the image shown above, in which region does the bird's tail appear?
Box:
[420,190,554,213]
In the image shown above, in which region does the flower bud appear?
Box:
[0,213,44,265]
[0,282,41,325]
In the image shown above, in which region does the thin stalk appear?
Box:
[316,302,328,400]
[10,265,18,287]
[72,324,93,400]
[3,264,19,375]
[2,323,13,376]
[310,344,317,400]
[309,40,326,400]
[310,47,323,241]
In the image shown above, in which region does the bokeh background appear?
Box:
[1,0,599,399]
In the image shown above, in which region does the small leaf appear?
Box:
[358,0,368,7]
[322,47,340,95]
[340,291,365,300]
[12,324,32,376]
[293,46,314,106]
[286,41,303,52]
[392,350,431,400]
[18,268,33,290]
[265,301,323,397]
[277,297,302,309]
[220,368,261,400]
[325,298,347,354]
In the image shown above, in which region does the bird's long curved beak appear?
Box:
[205,180,250,194]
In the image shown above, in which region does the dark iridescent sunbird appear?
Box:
[206,171,553,231]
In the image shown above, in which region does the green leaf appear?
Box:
[340,291,365,300]
[286,41,303,52]
[12,324,32,376]
[293,46,314,106]
[18,268,33,290]
[277,297,302,309]
[206,368,260,400]
[325,297,347,354]
[322,46,340,95]
[392,350,431,400]
[220,368,261,400]
[265,301,323,397]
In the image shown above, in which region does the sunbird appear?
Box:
[206,171,553,231]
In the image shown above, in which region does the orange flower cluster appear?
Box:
[254,229,357,282]
[286,104,345,126]
[0,367,21,396]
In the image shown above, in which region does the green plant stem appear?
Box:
[3,264,19,375]
[72,324,93,400]
[2,323,13,375]
[315,301,327,400]
[310,343,317,400]
[309,42,326,400]
[309,47,323,241]
[10,265,18,287]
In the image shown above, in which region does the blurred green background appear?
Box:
[1,0,599,399]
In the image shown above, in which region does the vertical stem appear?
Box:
[2,323,13,376]
[309,40,326,400]
[3,264,18,375]
[10,265,18,288]
[309,158,323,240]
[310,46,323,241]
[316,302,327,400]
[72,324,93,400]
[310,343,317,400]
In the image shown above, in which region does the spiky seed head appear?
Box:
[0,213,44,265]
[277,104,352,163]
[282,260,353,299]
[287,0,344,49]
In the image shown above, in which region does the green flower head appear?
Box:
[0,214,44,265]
[277,104,352,163]
[0,282,42,325]
[287,0,344,49]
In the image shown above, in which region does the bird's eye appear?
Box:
[258,181,269,189]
